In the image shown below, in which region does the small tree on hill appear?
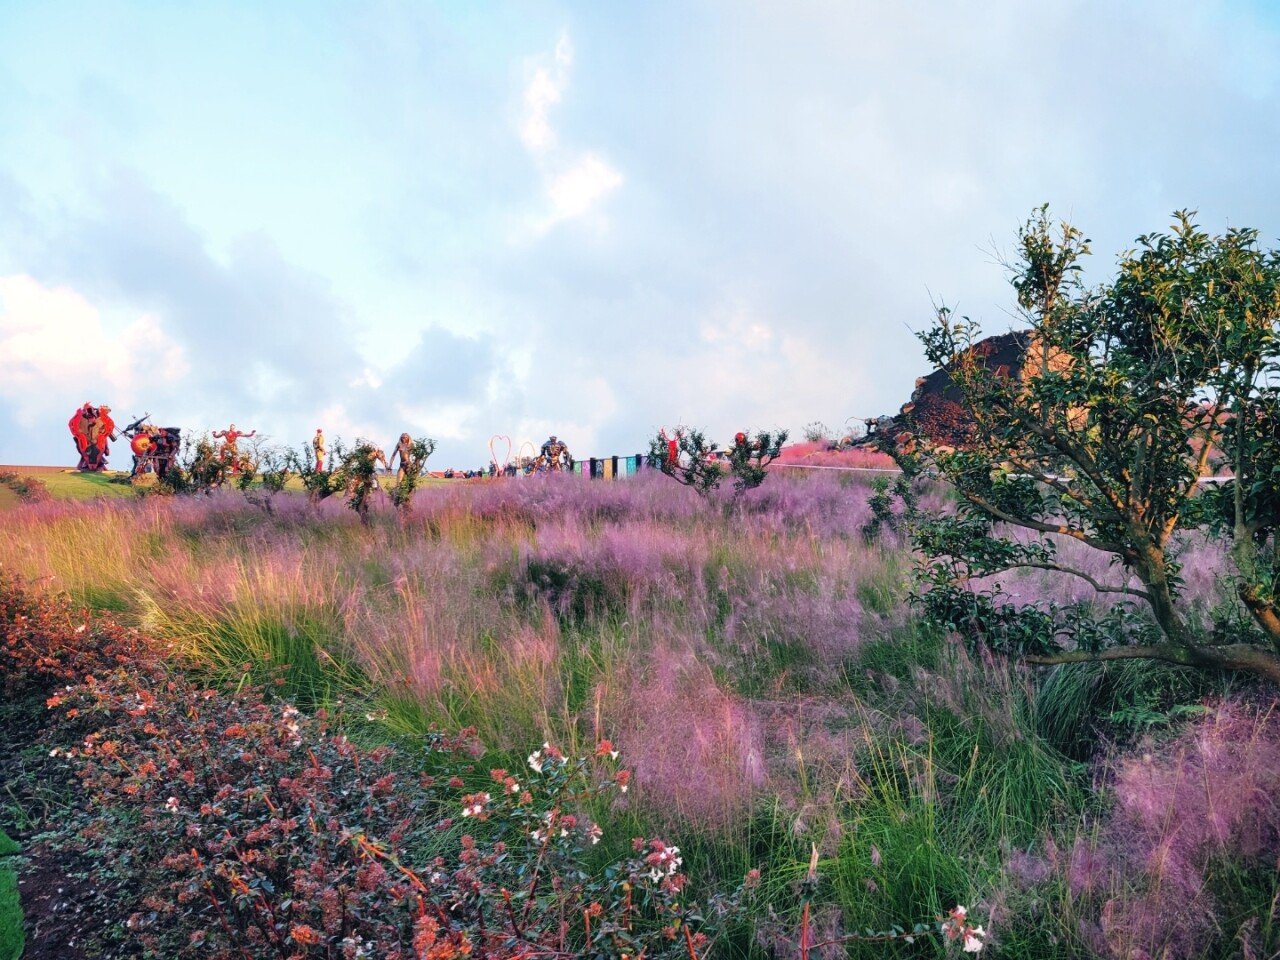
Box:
[234,439,291,514]
[333,441,384,524]
[898,206,1280,683]
[389,437,436,514]
[648,427,788,503]
[289,439,344,503]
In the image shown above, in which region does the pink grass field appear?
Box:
[2,468,1275,957]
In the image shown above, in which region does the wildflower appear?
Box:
[290,923,323,945]
[587,823,603,845]
[527,748,545,773]
[460,792,490,818]
[165,796,180,813]
[75,624,86,634]
[643,840,682,881]
[616,769,631,793]
[596,738,620,760]
[941,906,985,953]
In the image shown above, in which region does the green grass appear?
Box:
[0,828,22,960]
[38,469,137,501]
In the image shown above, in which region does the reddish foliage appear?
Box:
[0,568,164,695]
[3,574,754,958]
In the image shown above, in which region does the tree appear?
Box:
[899,207,1280,683]
[233,439,291,514]
[648,427,788,503]
[332,442,383,524]
[389,437,436,513]
[289,439,344,504]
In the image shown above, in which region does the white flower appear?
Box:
[165,796,180,813]
[527,751,545,773]
[963,926,985,953]
[75,624,86,634]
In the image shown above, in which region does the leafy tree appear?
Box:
[388,436,436,513]
[233,439,291,513]
[162,434,228,495]
[648,427,788,502]
[288,439,344,503]
[332,441,384,523]
[899,207,1280,683]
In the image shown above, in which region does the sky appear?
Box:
[3,1,1280,468]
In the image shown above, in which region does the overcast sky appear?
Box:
[3,1,1280,467]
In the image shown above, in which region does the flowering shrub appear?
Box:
[0,567,162,696]
[43,667,759,958]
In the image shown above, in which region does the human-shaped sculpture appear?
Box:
[539,435,571,472]
[313,428,326,472]
[212,423,257,474]
[68,403,116,471]
[68,403,94,470]
[387,433,414,484]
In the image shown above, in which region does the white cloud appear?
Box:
[517,31,624,234]
[0,274,188,430]
[700,303,774,351]
[520,31,573,154]
[544,153,624,228]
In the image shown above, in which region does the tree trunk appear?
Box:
[1026,642,1280,685]
[1133,542,1192,645]
[1239,583,1280,647]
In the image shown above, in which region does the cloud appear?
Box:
[0,274,187,438]
[517,31,624,233]
[520,32,573,154]
[543,153,625,229]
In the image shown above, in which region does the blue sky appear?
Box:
[3,1,1280,467]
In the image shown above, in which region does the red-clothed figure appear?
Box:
[212,424,257,473]
[91,406,117,469]
[68,403,93,468]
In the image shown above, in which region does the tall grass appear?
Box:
[3,472,1270,957]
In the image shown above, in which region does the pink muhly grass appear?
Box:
[1013,698,1280,960]
[774,441,898,471]
[610,641,766,829]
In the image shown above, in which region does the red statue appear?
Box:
[68,403,117,471]
[212,424,257,474]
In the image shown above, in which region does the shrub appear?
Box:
[0,567,163,696]
[0,470,52,504]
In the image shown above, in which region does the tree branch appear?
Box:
[957,489,1129,556]
[959,560,1152,602]
[1025,642,1280,683]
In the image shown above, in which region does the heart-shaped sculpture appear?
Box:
[489,434,512,467]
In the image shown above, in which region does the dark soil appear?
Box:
[1,692,137,958]
[16,843,94,960]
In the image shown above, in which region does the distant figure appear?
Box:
[212,423,256,473]
[73,404,116,472]
[313,429,326,472]
[539,435,571,472]
[387,433,414,483]
[68,403,94,469]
